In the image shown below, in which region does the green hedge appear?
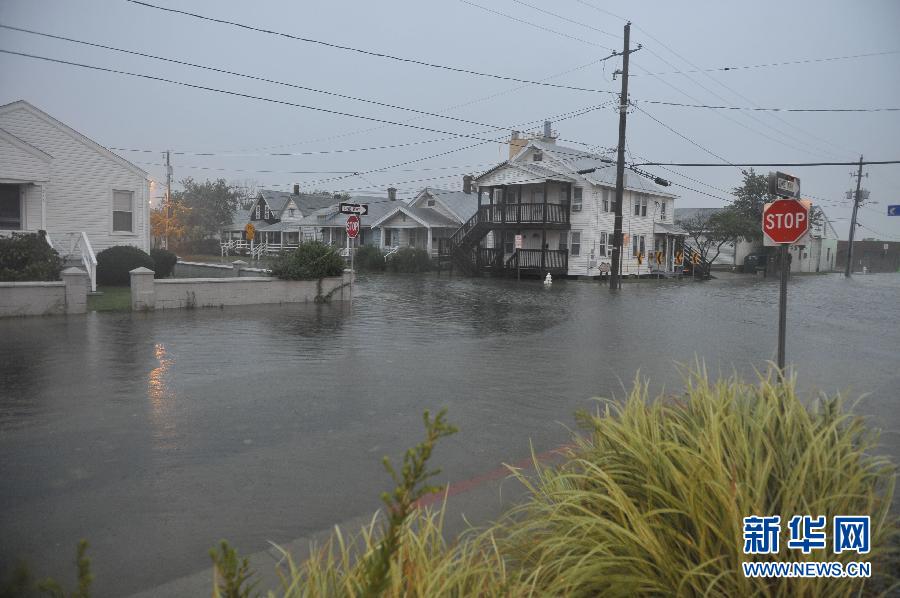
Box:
[355,245,386,272]
[150,248,177,279]
[386,247,431,273]
[96,245,155,286]
[0,232,62,282]
[270,241,345,280]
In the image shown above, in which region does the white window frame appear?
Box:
[111,189,135,234]
[570,231,581,257]
[598,232,608,257]
[572,187,583,212]
[255,205,261,220]
[660,200,666,220]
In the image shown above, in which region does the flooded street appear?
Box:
[1,272,898,596]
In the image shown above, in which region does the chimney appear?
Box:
[508,130,527,160]
[542,120,556,143]
[388,187,397,201]
[293,183,300,195]
[463,174,473,194]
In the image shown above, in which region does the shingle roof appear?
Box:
[258,189,338,216]
[421,188,478,221]
[297,195,401,227]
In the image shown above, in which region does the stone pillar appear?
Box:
[61,267,88,314]
[232,259,248,277]
[130,266,156,311]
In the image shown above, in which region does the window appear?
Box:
[289,208,295,217]
[660,200,666,220]
[533,151,543,162]
[533,187,544,203]
[384,228,393,246]
[632,235,639,256]
[571,231,581,256]
[572,187,583,212]
[504,231,515,254]
[598,232,608,256]
[427,199,436,207]
[601,189,609,213]
[559,231,568,252]
[634,194,648,217]
[641,195,648,216]
[255,205,261,220]
[639,235,646,256]
[113,190,134,232]
[265,207,272,219]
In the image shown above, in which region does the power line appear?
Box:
[634,105,740,170]
[633,50,900,76]
[0,48,613,153]
[459,0,613,49]
[509,0,620,38]
[124,0,618,95]
[634,160,900,167]
[0,23,601,139]
[640,99,900,113]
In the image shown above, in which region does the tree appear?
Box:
[680,209,746,277]
[150,198,191,248]
[230,178,261,210]
[730,169,772,242]
[173,178,240,241]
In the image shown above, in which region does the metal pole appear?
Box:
[845,155,863,277]
[609,22,631,291]
[777,244,788,370]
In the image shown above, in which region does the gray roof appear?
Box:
[421,188,477,221]
[477,139,677,198]
[674,207,723,223]
[402,206,460,227]
[297,195,403,228]
[653,222,688,235]
[258,189,338,216]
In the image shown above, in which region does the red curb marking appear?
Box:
[413,443,576,509]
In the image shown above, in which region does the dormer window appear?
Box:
[533,151,543,162]
[427,199,435,207]
[255,205,261,219]
[289,208,295,217]
[265,207,271,219]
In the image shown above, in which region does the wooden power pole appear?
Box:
[844,155,864,277]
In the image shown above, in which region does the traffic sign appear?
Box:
[244,222,255,240]
[339,202,369,215]
[598,262,610,273]
[768,171,801,199]
[888,205,900,216]
[763,199,809,244]
[346,215,360,238]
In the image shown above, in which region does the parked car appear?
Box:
[743,252,768,273]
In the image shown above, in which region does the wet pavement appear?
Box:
[1,272,898,596]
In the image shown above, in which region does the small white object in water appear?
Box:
[544,273,553,286]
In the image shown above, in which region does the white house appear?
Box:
[464,126,683,277]
[0,100,150,290]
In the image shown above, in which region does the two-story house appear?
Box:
[456,127,683,278]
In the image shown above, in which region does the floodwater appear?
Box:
[1,272,898,595]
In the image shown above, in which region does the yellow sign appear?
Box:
[244,222,255,240]
[637,252,643,265]
[692,252,700,264]
[655,251,663,265]
[675,250,683,263]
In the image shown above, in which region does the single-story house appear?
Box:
[0,100,151,290]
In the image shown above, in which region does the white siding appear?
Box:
[0,134,50,182]
[0,105,149,252]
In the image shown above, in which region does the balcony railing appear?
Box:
[505,249,568,271]
[477,203,569,226]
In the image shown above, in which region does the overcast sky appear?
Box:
[1,0,898,240]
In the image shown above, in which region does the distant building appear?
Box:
[0,100,151,290]
[835,240,900,273]
[674,206,839,273]
[464,125,684,277]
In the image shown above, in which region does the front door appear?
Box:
[0,184,22,230]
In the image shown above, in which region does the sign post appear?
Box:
[346,215,360,302]
[762,186,809,371]
[514,234,523,280]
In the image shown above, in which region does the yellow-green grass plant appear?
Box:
[273,366,897,597]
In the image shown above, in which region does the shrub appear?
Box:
[0,232,62,282]
[270,241,344,280]
[354,245,385,272]
[96,245,155,286]
[386,247,431,273]
[150,248,177,279]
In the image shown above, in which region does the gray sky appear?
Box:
[1,0,898,240]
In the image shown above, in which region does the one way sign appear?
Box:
[339,202,369,215]
[888,205,900,216]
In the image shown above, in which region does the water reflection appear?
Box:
[147,342,177,452]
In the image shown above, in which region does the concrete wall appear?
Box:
[173,260,271,278]
[0,267,88,317]
[131,267,353,310]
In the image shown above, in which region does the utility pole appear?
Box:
[844,155,864,277]
[164,150,172,250]
[609,22,639,291]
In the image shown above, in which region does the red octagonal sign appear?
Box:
[763,198,809,244]
[346,214,360,239]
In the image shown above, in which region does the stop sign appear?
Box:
[763,199,809,244]
[346,214,360,239]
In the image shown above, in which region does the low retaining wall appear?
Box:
[0,268,89,317]
[173,260,271,278]
[130,267,353,310]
